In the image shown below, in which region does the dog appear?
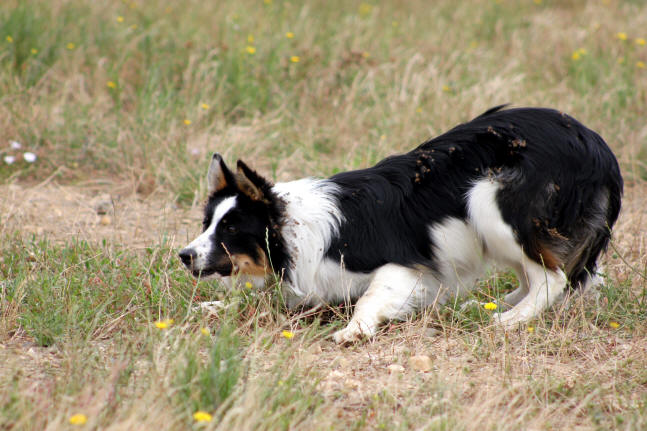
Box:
[179,106,623,343]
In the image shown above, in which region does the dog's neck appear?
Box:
[271,178,343,299]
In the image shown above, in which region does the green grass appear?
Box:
[1,233,645,430]
[1,0,647,429]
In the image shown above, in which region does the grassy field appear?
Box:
[1,0,647,429]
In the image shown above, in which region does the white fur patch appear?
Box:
[184,196,237,271]
[467,179,525,266]
[429,217,485,299]
[272,178,358,304]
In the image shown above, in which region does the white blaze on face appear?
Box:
[185,196,237,270]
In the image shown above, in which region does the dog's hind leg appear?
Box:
[497,260,567,327]
[500,266,529,309]
[332,263,427,344]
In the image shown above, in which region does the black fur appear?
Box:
[199,161,290,278]
[326,106,623,287]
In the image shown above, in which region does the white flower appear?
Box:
[23,152,37,163]
[4,155,15,165]
[10,140,21,150]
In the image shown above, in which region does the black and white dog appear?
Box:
[179,106,623,343]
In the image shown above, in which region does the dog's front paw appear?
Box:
[332,320,375,345]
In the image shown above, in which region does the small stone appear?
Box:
[409,355,433,372]
[388,364,405,374]
[100,215,112,225]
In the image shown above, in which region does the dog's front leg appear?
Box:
[333,263,425,344]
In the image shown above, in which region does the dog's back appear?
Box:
[328,106,622,289]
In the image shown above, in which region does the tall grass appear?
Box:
[2,0,646,195]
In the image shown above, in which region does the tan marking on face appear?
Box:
[230,247,269,277]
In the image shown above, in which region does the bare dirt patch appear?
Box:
[0,182,201,249]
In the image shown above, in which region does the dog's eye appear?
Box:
[227,225,238,234]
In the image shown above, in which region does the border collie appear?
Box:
[179,106,623,343]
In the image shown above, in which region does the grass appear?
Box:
[1,0,647,429]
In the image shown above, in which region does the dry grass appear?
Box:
[2,0,647,429]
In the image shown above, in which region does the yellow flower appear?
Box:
[155,319,174,329]
[359,3,373,16]
[107,81,117,89]
[533,0,542,4]
[193,411,213,422]
[281,330,294,339]
[117,16,124,23]
[201,103,210,110]
[69,414,88,425]
[571,51,581,61]
[285,32,294,39]
[6,35,13,43]
[246,46,256,55]
[637,61,646,69]
[201,327,210,335]
[636,38,646,46]
[416,107,423,113]
[244,281,253,288]
[617,57,625,64]
[130,24,138,30]
[609,321,620,329]
[290,55,300,63]
[263,0,272,4]
[66,42,76,50]
[183,119,192,125]
[483,302,497,311]
[247,35,254,44]
[615,32,628,41]
[442,85,451,92]
[527,326,535,333]
[392,21,398,28]
[31,48,38,54]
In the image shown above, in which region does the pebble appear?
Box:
[409,355,433,372]
[100,215,112,226]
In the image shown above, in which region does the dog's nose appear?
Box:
[179,248,197,267]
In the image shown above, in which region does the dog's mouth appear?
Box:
[188,264,234,279]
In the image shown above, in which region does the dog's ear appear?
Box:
[235,160,272,203]
[207,153,235,195]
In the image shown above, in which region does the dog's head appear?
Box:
[179,153,282,282]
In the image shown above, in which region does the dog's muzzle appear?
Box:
[178,248,197,269]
